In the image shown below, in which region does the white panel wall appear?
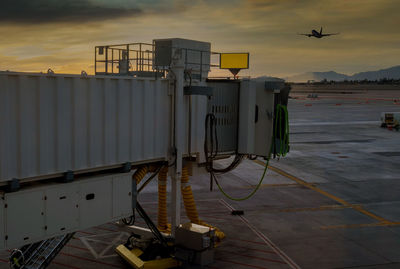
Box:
[1,173,133,250]
[238,80,256,154]
[6,190,46,247]
[46,185,80,235]
[0,73,171,183]
[112,175,133,218]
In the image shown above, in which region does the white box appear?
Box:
[154,38,211,74]
[238,80,275,157]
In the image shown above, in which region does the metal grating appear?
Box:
[207,81,240,153]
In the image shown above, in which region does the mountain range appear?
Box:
[285,65,400,82]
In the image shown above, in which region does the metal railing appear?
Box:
[95,42,221,80]
[95,43,160,77]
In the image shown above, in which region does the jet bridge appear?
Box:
[0,38,289,254]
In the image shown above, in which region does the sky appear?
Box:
[0,0,399,78]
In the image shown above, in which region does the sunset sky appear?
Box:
[0,0,399,78]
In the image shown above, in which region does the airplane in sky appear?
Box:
[299,27,339,38]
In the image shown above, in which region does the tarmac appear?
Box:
[1,88,400,269]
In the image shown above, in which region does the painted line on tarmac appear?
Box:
[321,221,400,230]
[278,204,354,213]
[241,183,299,189]
[219,250,288,264]
[290,120,380,126]
[215,258,269,269]
[140,198,221,205]
[224,243,278,255]
[313,96,400,102]
[253,160,390,224]
[52,261,81,269]
[219,199,302,269]
[59,252,121,268]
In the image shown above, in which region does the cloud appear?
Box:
[0,0,143,23]
[0,0,399,77]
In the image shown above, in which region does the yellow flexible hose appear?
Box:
[157,166,171,233]
[133,166,148,185]
[181,166,225,241]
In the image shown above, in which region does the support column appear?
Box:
[170,48,185,236]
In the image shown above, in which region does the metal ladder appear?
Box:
[10,233,75,269]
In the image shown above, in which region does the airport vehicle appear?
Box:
[0,38,290,268]
[299,27,339,38]
[381,112,400,130]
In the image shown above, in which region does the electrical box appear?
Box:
[238,80,275,157]
[175,223,215,251]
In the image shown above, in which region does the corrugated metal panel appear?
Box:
[206,81,240,152]
[181,94,208,158]
[0,73,171,183]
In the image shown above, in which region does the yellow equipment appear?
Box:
[181,166,225,241]
[116,165,224,268]
[116,245,180,269]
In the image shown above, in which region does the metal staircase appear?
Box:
[10,233,75,269]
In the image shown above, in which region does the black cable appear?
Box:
[212,155,243,174]
[204,113,244,175]
[204,113,219,171]
[136,201,168,248]
[204,114,214,173]
[122,164,164,225]
[121,215,135,226]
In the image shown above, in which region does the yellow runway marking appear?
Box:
[242,183,299,189]
[278,204,353,213]
[253,159,391,224]
[321,222,400,230]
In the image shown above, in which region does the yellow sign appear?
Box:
[220,53,249,69]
